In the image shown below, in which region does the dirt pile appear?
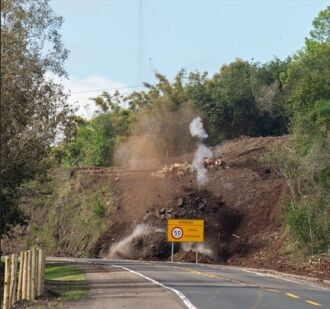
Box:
[5,135,329,280]
[95,189,240,262]
[93,136,288,263]
[174,250,215,263]
[95,135,330,277]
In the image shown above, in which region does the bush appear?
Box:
[92,196,106,219]
[284,100,330,254]
[59,114,114,167]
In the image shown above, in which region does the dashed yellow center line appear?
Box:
[207,274,219,279]
[188,269,203,275]
[305,300,322,306]
[286,293,301,299]
[186,268,223,280]
[266,288,280,293]
[181,267,323,307]
[184,268,247,286]
[187,268,217,278]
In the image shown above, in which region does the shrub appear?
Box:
[284,100,330,254]
[92,196,106,219]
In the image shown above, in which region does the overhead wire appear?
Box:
[68,84,146,100]
[70,84,144,95]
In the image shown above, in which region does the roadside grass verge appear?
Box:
[45,263,88,301]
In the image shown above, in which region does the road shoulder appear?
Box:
[65,263,186,309]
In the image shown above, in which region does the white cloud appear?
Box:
[48,74,127,118]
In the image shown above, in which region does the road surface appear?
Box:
[49,258,330,309]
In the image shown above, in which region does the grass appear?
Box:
[27,171,115,257]
[45,264,88,300]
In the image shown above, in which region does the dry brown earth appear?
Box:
[3,135,329,281]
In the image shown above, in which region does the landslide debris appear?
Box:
[4,135,329,280]
[97,189,241,262]
[94,135,288,267]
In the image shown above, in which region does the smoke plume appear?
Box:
[189,117,213,186]
[189,117,208,140]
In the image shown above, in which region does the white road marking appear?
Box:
[47,257,329,292]
[111,264,197,309]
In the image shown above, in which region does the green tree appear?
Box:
[58,92,134,167]
[252,58,290,136]
[282,6,330,253]
[283,6,330,113]
[188,60,255,142]
[307,6,330,46]
[185,59,289,144]
[0,0,70,245]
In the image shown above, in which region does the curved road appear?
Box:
[49,258,330,309]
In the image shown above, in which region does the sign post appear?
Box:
[167,219,204,263]
[171,242,174,262]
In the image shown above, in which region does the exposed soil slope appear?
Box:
[4,135,329,280]
[93,136,288,266]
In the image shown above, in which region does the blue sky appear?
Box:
[49,0,328,116]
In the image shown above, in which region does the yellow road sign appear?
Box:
[167,219,204,242]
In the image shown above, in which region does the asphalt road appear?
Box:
[49,258,330,309]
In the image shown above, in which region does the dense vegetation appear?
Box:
[1,1,329,256]
[281,7,330,254]
[55,58,291,166]
[0,0,70,253]
[25,170,114,257]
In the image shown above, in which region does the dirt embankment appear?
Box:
[90,136,287,265]
[4,135,329,280]
[92,135,330,280]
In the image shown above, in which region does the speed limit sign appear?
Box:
[171,227,183,240]
[167,219,204,242]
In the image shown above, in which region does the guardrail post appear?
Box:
[37,248,44,296]
[9,253,18,305]
[22,251,28,300]
[17,251,24,301]
[26,250,32,300]
[3,255,11,309]
[31,247,36,300]
[42,249,45,295]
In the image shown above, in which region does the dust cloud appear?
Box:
[182,242,214,257]
[108,106,215,260]
[113,103,198,170]
[108,224,150,258]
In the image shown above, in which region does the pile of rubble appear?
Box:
[151,158,227,179]
[173,250,215,263]
[151,161,191,179]
[142,188,228,221]
[137,188,241,262]
[102,189,241,262]
[156,188,239,226]
[203,158,226,169]
[309,253,330,272]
